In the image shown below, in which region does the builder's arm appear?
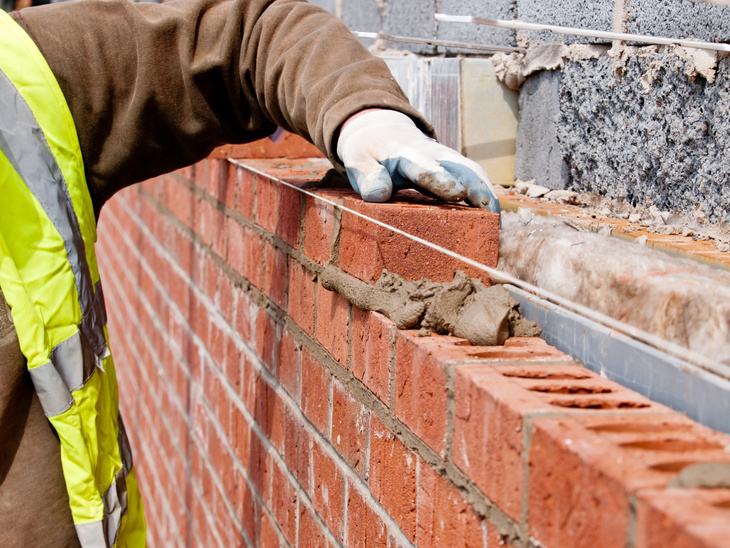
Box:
[14,0,497,212]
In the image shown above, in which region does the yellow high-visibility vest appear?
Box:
[0,11,146,547]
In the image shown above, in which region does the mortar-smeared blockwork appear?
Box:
[554,55,730,222]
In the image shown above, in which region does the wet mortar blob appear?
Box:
[320,266,541,346]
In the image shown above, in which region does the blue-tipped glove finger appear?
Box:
[337,109,500,215]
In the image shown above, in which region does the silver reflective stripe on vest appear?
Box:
[75,520,106,548]
[74,417,134,548]
[104,470,127,547]
[28,361,74,417]
[51,331,97,392]
[74,465,132,547]
[0,67,107,359]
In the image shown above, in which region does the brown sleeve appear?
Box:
[14,0,432,204]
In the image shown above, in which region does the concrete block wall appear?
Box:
[311,0,730,222]
[96,149,730,547]
[510,0,730,222]
[308,0,730,51]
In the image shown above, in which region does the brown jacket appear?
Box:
[1,0,428,544]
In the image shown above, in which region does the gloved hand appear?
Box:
[336,109,500,214]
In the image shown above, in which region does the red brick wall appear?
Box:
[97,155,730,548]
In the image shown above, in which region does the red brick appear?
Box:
[231,406,250,471]
[316,287,350,366]
[209,132,324,161]
[241,355,260,416]
[167,178,195,228]
[271,462,297,546]
[235,288,254,347]
[215,268,236,327]
[220,162,237,210]
[237,475,257,546]
[215,483,234,546]
[227,218,246,273]
[527,416,689,548]
[223,338,242,400]
[337,191,499,284]
[255,308,278,372]
[312,441,344,540]
[288,259,316,336]
[416,461,484,548]
[277,184,302,248]
[256,175,279,234]
[206,158,221,197]
[259,509,280,548]
[248,431,271,499]
[369,415,416,541]
[468,336,575,362]
[486,522,509,547]
[453,363,665,523]
[300,503,328,548]
[215,377,233,442]
[190,294,210,345]
[235,166,255,221]
[346,478,387,548]
[452,362,536,523]
[263,241,288,309]
[210,210,227,259]
[332,379,369,477]
[277,330,300,400]
[255,378,285,455]
[181,164,196,182]
[636,489,730,548]
[567,414,730,472]
[303,194,337,265]
[399,334,574,366]
[173,227,196,275]
[393,330,449,457]
[207,319,227,370]
[301,348,330,436]
[351,308,393,405]
[243,227,264,289]
[284,407,311,489]
[194,197,217,251]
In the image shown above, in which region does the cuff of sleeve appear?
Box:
[320,90,435,172]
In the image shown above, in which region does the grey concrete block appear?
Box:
[626,0,730,43]
[514,70,570,189]
[342,0,382,48]
[553,55,730,222]
[382,0,437,54]
[307,0,336,14]
[342,0,381,31]
[436,0,517,51]
[517,0,615,45]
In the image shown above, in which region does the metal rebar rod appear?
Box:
[435,14,730,53]
[352,31,526,53]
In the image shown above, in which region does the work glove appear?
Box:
[336,109,500,214]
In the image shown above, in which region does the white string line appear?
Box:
[351,30,526,53]
[231,160,730,381]
[435,14,730,53]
